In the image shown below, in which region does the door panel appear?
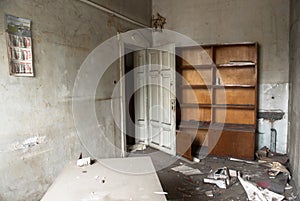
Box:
[148,44,176,155]
[150,122,161,145]
[162,129,171,148]
[134,44,176,156]
[162,73,171,125]
[149,72,160,122]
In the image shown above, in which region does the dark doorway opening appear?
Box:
[124,49,135,146]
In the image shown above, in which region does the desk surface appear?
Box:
[42,157,167,201]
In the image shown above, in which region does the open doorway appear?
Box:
[122,44,176,156]
[124,49,135,147]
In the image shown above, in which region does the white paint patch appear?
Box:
[10,136,46,151]
[258,83,288,154]
[259,83,289,111]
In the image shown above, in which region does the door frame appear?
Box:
[119,34,150,157]
[119,34,176,156]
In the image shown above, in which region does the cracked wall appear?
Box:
[153,0,290,153]
[0,0,151,200]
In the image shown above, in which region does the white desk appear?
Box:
[42,156,167,201]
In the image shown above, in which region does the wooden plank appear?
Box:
[179,47,213,66]
[217,67,256,85]
[208,130,255,160]
[215,45,257,64]
[181,108,212,122]
[179,128,209,147]
[215,88,255,105]
[217,61,255,67]
[214,108,255,125]
[181,68,212,85]
[179,64,213,69]
[176,131,192,160]
[182,88,212,104]
[41,157,167,201]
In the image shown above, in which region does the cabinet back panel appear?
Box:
[181,108,212,122]
[182,69,212,85]
[179,47,213,66]
[215,45,256,64]
[182,88,212,104]
[214,108,255,124]
[180,128,209,147]
[217,67,256,85]
[209,130,255,160]
[215,88,255,105]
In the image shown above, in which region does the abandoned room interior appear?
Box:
[0,0,300,200]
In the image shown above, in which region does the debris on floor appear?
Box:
[256,146,289,165]
[171,164,204,176]
[134,147,299,201]
[239,175,285,201]
[229,157,260,165]
[128,143,147,152]
[154,191,168,195]
[203,178,227,189]
[205,190,213,197]
[169,156,296,200]
[257,180,286,194]
[268,161,290,176]
[204,167,232,188]
[76,154,91,167]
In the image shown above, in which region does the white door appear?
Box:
[134,44,176,155]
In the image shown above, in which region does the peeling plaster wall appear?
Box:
[289,0,300,192]
[153,0,290,153]
[258,83,289,153]
[0,0,151,200]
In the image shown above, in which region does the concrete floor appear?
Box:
[128,147,298,201]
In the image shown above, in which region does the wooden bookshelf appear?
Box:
[176,43,258,160]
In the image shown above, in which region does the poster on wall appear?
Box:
[5,14,34,77]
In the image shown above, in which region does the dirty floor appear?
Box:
[128,147,299,201]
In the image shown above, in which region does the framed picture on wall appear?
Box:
[5,14,34,77]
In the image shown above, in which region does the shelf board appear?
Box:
[214,85,255,88]
[217,62,255,68]
[181,85,213,89]
[179,64,214,69]
[180,103,255,109]
[180,84,255,89]
[213,104,255,109]
[214,123,255,132]
[180,103,212,108]
[176,42,257,50]
[178,121,255,132]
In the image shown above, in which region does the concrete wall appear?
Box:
[0,0,151,200]
[92,0,152,26]
[289,0,300,192]
[153,0,290,153]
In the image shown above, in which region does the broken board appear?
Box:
[41,157,167,201]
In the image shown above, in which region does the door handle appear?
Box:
[171,99,176,111]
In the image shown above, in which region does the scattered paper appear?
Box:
[205,190,214,197]
[238,176,284,201]
[171,165,204,175]
[77,157,91,167]
[204,178,227,189]
[154,192,168,195]
[129,143,146,152]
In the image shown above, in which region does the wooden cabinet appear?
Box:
[176,43,258,160]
